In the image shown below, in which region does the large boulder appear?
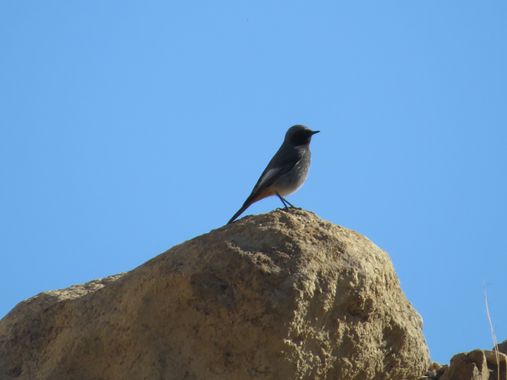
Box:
[0,209,430,379]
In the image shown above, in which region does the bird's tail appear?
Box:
[227,189,265,224]
[227,188,274,225]
[227,201,252,225]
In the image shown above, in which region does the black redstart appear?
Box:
[227,125,319,224]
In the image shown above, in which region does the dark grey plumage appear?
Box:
[227,125,319,224]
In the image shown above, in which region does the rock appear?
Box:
[0,209,430,380]
[484,350,507,380]
[440,350,489,380]
[497,340,507,355]
[437,349,507,380]
[422,362,447,379]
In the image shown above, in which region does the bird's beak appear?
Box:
[311,130,320,135]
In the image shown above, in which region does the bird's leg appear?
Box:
[281,196,296,208]
[276,193,290,210]
[276,194,298,209]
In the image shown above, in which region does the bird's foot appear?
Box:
[278,206,301,213]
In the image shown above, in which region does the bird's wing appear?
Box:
[251,146,301,194]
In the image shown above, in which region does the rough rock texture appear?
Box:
[0,209,430,380]
[426,342,507,380]
[498,340,507,355]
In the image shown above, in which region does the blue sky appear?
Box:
[1,1,506,364]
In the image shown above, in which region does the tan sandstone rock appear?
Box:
[437,349,507,380]
[0,209,430,380]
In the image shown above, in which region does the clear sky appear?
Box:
[1,1,506,364]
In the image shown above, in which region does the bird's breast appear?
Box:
[272,150,311,196]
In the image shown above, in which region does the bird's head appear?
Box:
[285,125,320,146]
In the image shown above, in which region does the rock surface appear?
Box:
[425,341,507,380]
[499,340,507,356]
[0,209,430,380]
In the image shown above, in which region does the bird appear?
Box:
[227,125,319,224]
